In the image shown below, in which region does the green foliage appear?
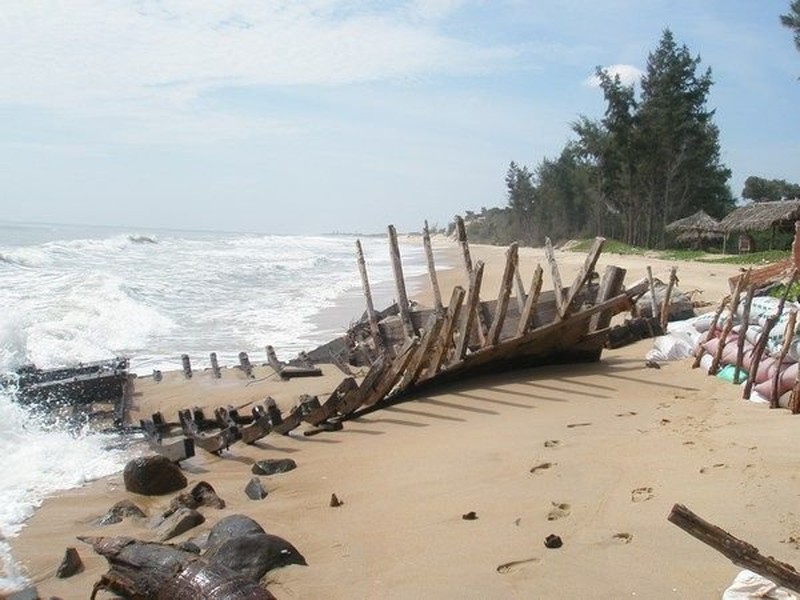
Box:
[705,250,791,265]
[768,279,800,299]
[741,175,800,201]
[570,239,646,255]
[782,0,800,52]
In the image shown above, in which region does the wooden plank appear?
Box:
[771,309,797,408]
[646,266,658,319]
[397,313,446,392]
[544,238,564,316]
[559,236,605,320]
[337,359,387,415]
[303,377,358,425]
[266,345,283,375]
[422,220,443,312]
[488,243,519,345]
[513,265,527,313]
[387,224,416,339]
[668,503,800,594]
[455,260,485,360]
[708,315,735,376]
[734,283,755,384]
[356,239,384,352]
[659,266,678,330]
[424,286,466,380]
[455,215,473,276]
[516,264,543,336]
[589,265,627,332]
[691,296,728,369]
[360,338,419,408]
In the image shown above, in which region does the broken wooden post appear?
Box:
[513,265,527,314]
[455,260,485,360]
[181,354,192,379]
[646,266,658,319]
[733,281,754,384]
[517,264,543,336]
[692,296,727,369]
[238,352,253,377]
[771,309,797,408]
[360,338,420,409]
[422,220,443,312]
[659,266,678,330]
[789,375,800,414]
[668,503,800,594]
[544,238,565,315]
[355,239,384,352]
[266,345,282,376]
[589,265,627,332]
[387,224,416,339]
[397,313,446,392]
[559,236,604,320]
[425,286,466,379]
[209,352,221,379]
[488,242,518,346]
[709,275,745,376]
[455,215,473,276]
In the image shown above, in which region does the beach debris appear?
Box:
[207,515,266,548]
[645,360,661,369]
[266,345,322,379]
[209,352,221,378]
[251,458,297,476]
[80,536,276,599]
[566,422,592,428]
[668,503,800,595]
[245,477,268,501]
[204,533,307,581]
[153,507,205,542]
[529,462,553,473]
[123,455,187,496]
[56,546,83,578]
[461,511,478,520]
[164,481,225,518]
[544,440,560,448]
[547,502,571,521]
[496,557,539,574]
[329,493,343,507]
[613,532,633,544]
[544,534,563,549]
[631,487,655,503]
[181,354,192,379]
[96,499,146,526]
[238,352,254,378]
[607,316,663,349]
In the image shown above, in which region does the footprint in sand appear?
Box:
[496,557,539,574]
[613,532,633,544]
[547,502,571,521]
[616,411,638,417]
[544,440,560,448]
[530,462,554,474]
[631,487,654,503]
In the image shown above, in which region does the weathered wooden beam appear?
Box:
[209,352,221,379]
[361,338,420,408]
[356,239,384,352]
[668,503,800,594]
[303,377,358,425]
[734,281,754,384]
[455,215,473,276]
[560,236,604,320]
[387,224,416,339]
[589,265,627,332]
[646,266,658,319]
[266,345,283,376]
[771,309,797,408]
[544,238,565,316]
[708,314,735,376]
[423,220,443,312]
[488,243,519,345]
[424,286,466,379]
[691,296,728,369]
[516,264,543,336]
[337,358,387,416]
[659,266,678,330]
[397,313,446,392]
[456,260,485,360]
[513,264,527,314]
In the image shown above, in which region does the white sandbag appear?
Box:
[722,569,798,599]
[646,335,695,362]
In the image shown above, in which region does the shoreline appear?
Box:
[11,242,800,599]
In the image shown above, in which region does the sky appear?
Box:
[1,1,799,235]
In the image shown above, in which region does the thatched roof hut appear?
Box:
[665,210,721,234]
[719,200,800,233]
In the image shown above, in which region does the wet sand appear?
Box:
[11,241,800,599]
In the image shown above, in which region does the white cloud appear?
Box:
[0,0,512,116]
[583,63,643,88]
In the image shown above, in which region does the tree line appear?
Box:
[460,15,800,249]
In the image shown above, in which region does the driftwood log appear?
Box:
[668,503,800,594]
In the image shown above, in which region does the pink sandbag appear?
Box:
[754,357,777,384]
[754,361,799,399]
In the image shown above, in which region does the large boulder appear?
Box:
[206,514,265,549]
[123,455,187,496]
[205,533,307,581]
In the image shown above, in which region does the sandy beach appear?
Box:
[10,241,800,599]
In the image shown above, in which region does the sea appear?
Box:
[0,220,437,591]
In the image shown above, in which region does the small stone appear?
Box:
[153,507,205,541]
[245,477,268,500]
[123,455,187,496]
[461,511,478,520]
[544,534,563,549]
[163,481,225,518]
[56,547,83,578]
[329,493,343,507]
[251,458,297,476]
[96,499,146,525]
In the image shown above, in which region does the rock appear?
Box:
[544,534,563,549]
[123,455,187,496]
[329,493,343,507]
[153,507,205,542]
[55,547,83,578]
[177,541,202,554]
[251,459,297,476]
[164,481,225,517]
[461,511,477,520]
[96,499,147,526]
[206,514,266,549]
[245,477,268,500]
[205,533,307,581]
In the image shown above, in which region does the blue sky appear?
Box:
[1,1,798,234]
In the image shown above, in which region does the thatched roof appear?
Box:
[719,199,800,232]
[665,210,721,234]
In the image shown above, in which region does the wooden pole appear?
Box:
[770,309,797,408]
[709,275,745,376]
[692,296,727,369]
[356,239,384,351]
[659,266,678,330]
[488,243,518,345]
[516,264,543,336]
[668,503,800,594]
[387,225,416,339]
[646,266,658,320]
[425,286,466,378]
[209,352,221,379]
[422,220,443,312]
[733,282,754,384]
[456,261,485,360]
[544,237,565,316]
[589,265,627,332]
[514,265,527,314]
[560,236,605,320]
[455,215,473,277]
[397,313,446,392]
